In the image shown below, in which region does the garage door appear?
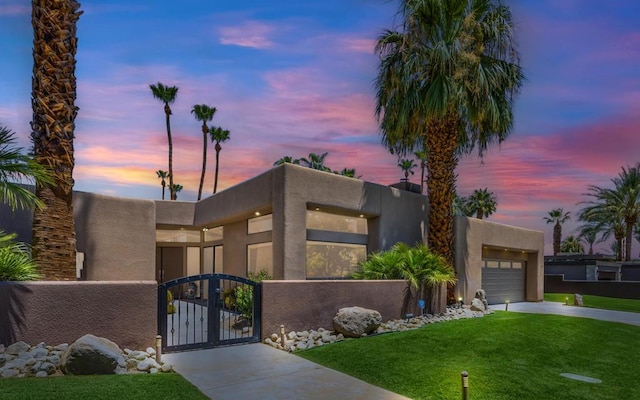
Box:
[481,260,525,304]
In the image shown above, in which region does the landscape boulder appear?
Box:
[333,306,382,338]
[470,298,486,312]
[574,293,584,307]
[61,334,125,375]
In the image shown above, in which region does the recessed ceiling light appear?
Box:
[255,211,261,216]
[359,214,364,218]
[315,207,320,211]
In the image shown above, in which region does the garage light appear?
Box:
[255,211,261,216]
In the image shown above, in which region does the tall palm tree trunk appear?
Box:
[553,223,561,255]
[213,143,221,194]
[425,113,459,266]
[197,124,207,200]
[31,0,82,280]
[164,104,175,200]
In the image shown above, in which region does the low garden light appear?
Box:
[461,370,469,400]
[505,299,510,312]
[458,297,463,308]
[155,335,162,363]
[565,296,569,305]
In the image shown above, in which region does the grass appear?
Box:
[0,373,209,400]
[545,293,640,313]
[298,312,640,400]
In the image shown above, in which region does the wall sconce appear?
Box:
[505,298,510,311]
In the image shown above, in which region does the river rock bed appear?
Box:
[0,341,172,378]
[265,305,493,352]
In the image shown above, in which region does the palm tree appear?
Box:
[375,0,524,265]
[299,152,330,171]
[398,159,416,181]
[580,165,640,261]
[273,156,300,166]
[414,148,428,193]
[0,125,52,211]
[31,0,82,280]
[209,126,230,194]
[0,231,40,281]
[156,170,169,200]
[171,183,183,200]
[579,203,625,261]
[191,104,217,200]
[577,223,599,255]
[559,235,584,254]
[465,188,497,219]
[337,168,359,178]
[150,82,179,200]
[544,209,571,256]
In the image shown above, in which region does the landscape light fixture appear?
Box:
[565,296,569,305]
[505,298,510,311]
[458,296,463,308]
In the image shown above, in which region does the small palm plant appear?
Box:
[398,159,416,181]
[353,243,456,315]
[171,183,183,200]
[273,156,300,166]
[0,231,40,281]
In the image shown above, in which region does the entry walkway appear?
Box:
[491,301,640,326]
[163,343,410,400]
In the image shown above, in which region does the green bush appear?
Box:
[0,231,40,281]
[352,243,456,314]
[234,270,271,323]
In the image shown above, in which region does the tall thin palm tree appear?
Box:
[299,152,330,171]
[465,188,497,219]
[414,148,428,194]
[544,209,571,256]
[150,82,179,200]
[156,170,169,200]
[375,0,524,264]
[31,0,83,280]
[191,104,217,200]
[209,126,230,194]
[0,125,52,211]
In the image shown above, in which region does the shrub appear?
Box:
[235,270,271,324]
[353,243,456,314]
[0,231,40,281]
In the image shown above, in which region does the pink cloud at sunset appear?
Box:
[218,21,276,49]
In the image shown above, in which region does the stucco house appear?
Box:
[3,163,544,304]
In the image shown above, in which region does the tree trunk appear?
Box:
[213,143,221,194]
[553,223,561,255]
[425,113,458,267]
[31,0,82,280]
[197,123,207,200]
[420,162,425,194]
[625,221,633,262]
[165,104,175,200]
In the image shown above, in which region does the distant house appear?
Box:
[544,254,622,281]
[2,163,544,304]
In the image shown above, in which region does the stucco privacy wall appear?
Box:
[261,280,407,339]
[0,281,157,349]
[74,192,156,280]
[454,216,544,303]
[0,191,156,281]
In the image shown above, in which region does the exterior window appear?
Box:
[186,247,200,276]
[306,210,367,234]
[247,242,273,277]
[512,261,523,269]
[486,261,499,269]
[204,226,223,242]
[156,229,200,242]
[306,241,366,278]
[499,261,511,269]
[248,214,272,234]
[214,246,223,273]
[203,245,223,274]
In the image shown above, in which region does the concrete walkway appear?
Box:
[163,342,410,400]
[491,301,640,326]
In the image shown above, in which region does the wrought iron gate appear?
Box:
[158,273,261,352]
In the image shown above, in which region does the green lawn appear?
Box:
[545,293,640,313]
[298,312,640,400]
[0,373,209,400]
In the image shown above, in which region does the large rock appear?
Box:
[6,342,30,355]
[61,334,125,375]
[333,306,382,338]
[470,298,486,312]
[574,293,584,307]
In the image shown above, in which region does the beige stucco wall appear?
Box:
[0,281,157,349]
[261,280,407,339]
[454,216,544,303]
[75,192,156,280]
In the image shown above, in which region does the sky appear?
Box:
[1,0,639,255]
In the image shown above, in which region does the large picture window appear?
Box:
[156,229,200,243]
[306,210,367,234]
[204,226,223,242]
[306,241,366,278]
[247,242,273,277]
[248,214,272,234]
